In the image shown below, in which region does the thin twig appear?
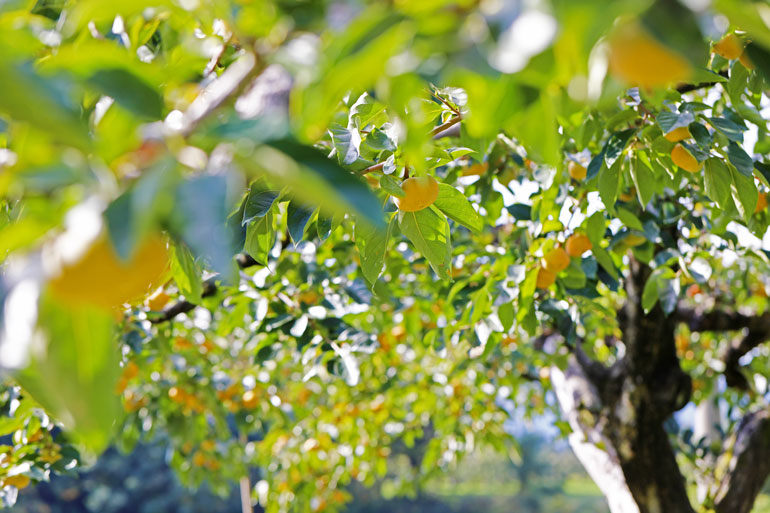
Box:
[429,115,462,137]
[431,92,461,116]
[149,254,261,323]
[358,162,385,175]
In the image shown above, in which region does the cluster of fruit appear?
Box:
[536,234,593,289]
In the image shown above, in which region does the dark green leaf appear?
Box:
[173,175,236,279]
[242,187,279,226]
[287,201,313,245]
[727,141,754,177]
[709,117,745,143]
[704,158,732,210]
[604,129,636,168]
[87,68,163,119]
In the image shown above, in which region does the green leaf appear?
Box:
[585,212,606,246]
[287,201,314,246]
[726,59,749,103]
[0,61,89,149]
[470,285,491,324]
[380,175,405,198]
[630,153,656,207]
[656,111,694,133]
[704,158,732,210]
[598,159,621,212]
[586,150,605,181]
[727,141,754,177]
[709,117,745,143]
[591,246,619,281]
[604,128,636,168]
[317,212,334,242]
[245,210,274,265]
[398,207,451,280]
[242,186,279,226]
[329,123,361,165]
[745,42,770,82]
[517,267,539,325]
[173,175,237,279]
[16,297,120,453]
[617,207,644,231]
[355,214,394,285]
[729,162,758,222]
[170,242,203,303]
[104,159,177,260]
[87,68,163,119]
[433,184,483,233]
[498,302,514,333]
[642,272,660,313]
[642,268,678,314]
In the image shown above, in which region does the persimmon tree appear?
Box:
[2,1,770,513]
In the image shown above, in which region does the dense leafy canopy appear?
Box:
[3,0,770,511]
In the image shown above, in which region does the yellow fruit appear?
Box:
[607,22,691,88]
[395,176,439,212]
[49,234,169,309]
[122,361,139,380]
[168,386,185,403]
[4,475,30,489]
[242,389,260,409]
[664,126,691,142]
[365,175,380,189]
[462,162,488,177]
[146,290,170,311]
[568,161,587,181]
[542,248,570,273]
[536,267,556,289]
[756,193,767,213]
[713,33,744,60]
[739,50,755,70]
[565,234,592,257]
[671,144,701,173]
[192,451,206,467]
[173,337,194,351]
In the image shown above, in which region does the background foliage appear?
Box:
[1,0,770,511]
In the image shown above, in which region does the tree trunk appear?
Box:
[551,259,695,513]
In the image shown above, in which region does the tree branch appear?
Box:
[676,307,770,333]
[176,52,260,137]
[677,307,770,390]
[149,278,218,324]
[675,69,730,94]
[148,254,261,324]
[713,409,770,513]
